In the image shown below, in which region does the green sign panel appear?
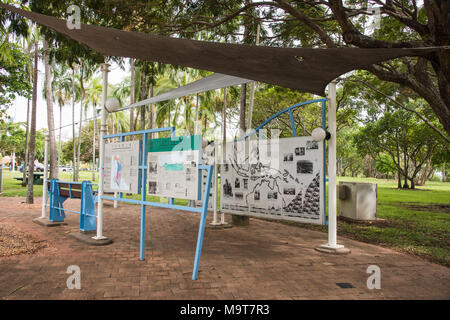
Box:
[148,135,201,153]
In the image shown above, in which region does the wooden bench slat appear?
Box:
[59,189,82,199]
[58,183,82,190]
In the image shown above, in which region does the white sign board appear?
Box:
[195,142,216,209]
[220,137,324,224]
[104,140,140,194]
[147,135,202,200]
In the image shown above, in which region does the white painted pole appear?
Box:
[0,164,3,194]
[113,192,118,208]
[11,152,15,172]
[317,81,348,253]
[247,23,260,130]
[210,143,220,226]
[328,80,338,247]
[41,135,49,218]
[93,63,110,240]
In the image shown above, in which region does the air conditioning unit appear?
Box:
[338,182,377,221]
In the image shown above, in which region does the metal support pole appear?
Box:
[140,133,148,260]
[113,192,118,208]
[318,80,348,253]
[93,63,110,240]
[210,144,220,225]
[11,151,15,172]
[192,165,213,280]
[0,164,3,194]
[41,135,49,218]
[322,100,327,226]
[327,81,338,247]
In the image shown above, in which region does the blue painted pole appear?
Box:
[288,110,297,137]
[140,133,148,260]
[192,165,213,280]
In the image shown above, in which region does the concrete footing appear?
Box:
[207,223,233,229]
[315,244,351,255]
[32,217,67,227]
[69,232,113,246]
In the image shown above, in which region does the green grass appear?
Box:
[0,169,189,205]
[1,169,449,266]
[279,176,450,267]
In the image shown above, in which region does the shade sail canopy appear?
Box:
[1,3,439,96]
[117,73,252,112]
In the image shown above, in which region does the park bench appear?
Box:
[46,179,97,232]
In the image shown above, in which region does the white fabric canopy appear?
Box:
[116,73,251,112]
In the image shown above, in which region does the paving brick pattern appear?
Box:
[0,197,449,300]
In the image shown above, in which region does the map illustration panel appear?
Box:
[220,137,324,225]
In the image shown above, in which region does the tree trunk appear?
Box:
[129,58,135,132]
[239,84,247,136]
[443,162,446,182]
[410,177,415,189]
[140,71,147,131]
[22,96,31,187]
[58,104,62,168]
[92,102,96,181]
[221,92,227,163]
[77,66,84,179]
[26,40,39,204]
[195,93,199,134]
[43,39,58,179]
[148,83,154,138]
[72,67,77,181]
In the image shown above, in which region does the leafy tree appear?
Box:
[337,127,365,177]
[92,0,448,136]
[0,121,45,163]
[355,110,444,189]
[0,42,31,123]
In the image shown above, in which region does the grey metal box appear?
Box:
[338,182,377,221]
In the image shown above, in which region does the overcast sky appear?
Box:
[8,61,128,141]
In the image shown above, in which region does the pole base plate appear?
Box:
[315,243,350,255]
[69,232,113,246]
[208,222,233,229]
[32,217,67,227]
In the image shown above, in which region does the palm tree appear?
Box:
[20,25,34,187]
[26,37,39,203]
[86,77,102,180]
[43,38,58,179]
[129,58,135,132]
[51,64,72,169]
[71,63,78,181]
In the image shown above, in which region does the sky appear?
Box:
[8,61,128,141]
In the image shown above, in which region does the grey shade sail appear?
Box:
[116,73,252,112]
[0,3,439,96]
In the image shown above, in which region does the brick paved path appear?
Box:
[0,197,449,300]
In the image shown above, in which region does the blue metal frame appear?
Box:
[101,126,213,280]
[46,179,98,231]
[236,98,328,225]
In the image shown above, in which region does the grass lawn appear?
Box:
[280,177,450,267]
[1,169,449,266]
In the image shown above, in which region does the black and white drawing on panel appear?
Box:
[295,147,305,156]
[220,136,324,224]
[148,181,157,194]
[148,162,158,174]
[306,140,319,150]
[223,178,233,198]
[297,160,313,174]
[283,153,294,162]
